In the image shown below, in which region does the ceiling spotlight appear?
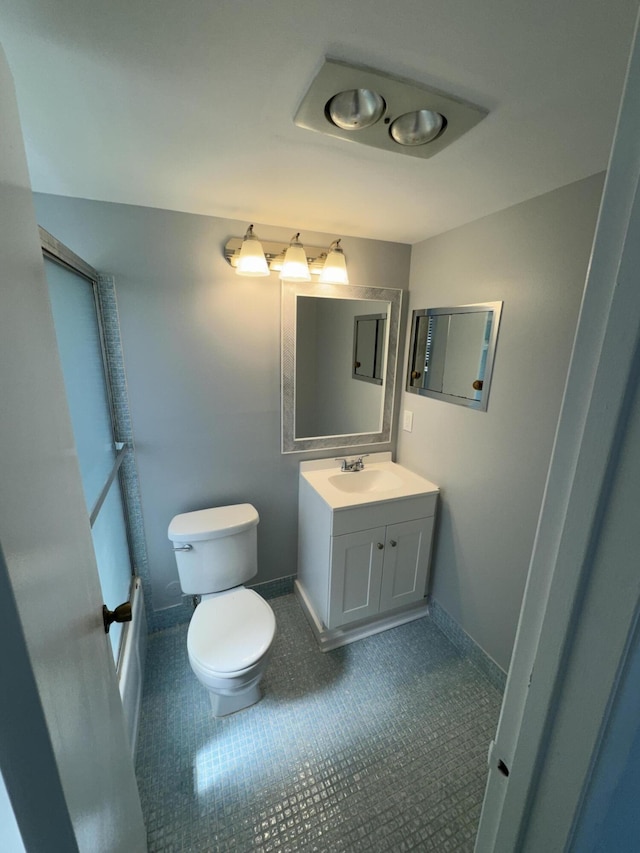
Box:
[390,109,444,146]
[326,88,385,130]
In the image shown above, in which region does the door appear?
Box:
[329,527,385,628]
[0,47,146,853]
[378,517,433,612]
[475,10,640,850]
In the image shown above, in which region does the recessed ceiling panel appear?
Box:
[294,58,488,159]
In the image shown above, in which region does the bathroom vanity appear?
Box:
[295,452,439,650]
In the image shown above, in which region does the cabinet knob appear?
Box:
[377,542,384,550]
[389,540,397,547]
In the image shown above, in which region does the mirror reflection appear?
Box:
[353,313,387,386]
[296,297,389,437]
[407,302,502,411]
[281,282,402,453]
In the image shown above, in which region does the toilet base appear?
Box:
[209,683,262,717]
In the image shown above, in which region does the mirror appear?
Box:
[407,302,502,411]
[282,282,403,453]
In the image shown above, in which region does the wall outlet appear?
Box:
[403,410,414,432]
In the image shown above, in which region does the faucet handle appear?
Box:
[335,454,370,472]
[354,453,370,470]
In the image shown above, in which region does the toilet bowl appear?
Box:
[187,587,276,716]
[168,503,276,716]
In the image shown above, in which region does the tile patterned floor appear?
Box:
[135,595,502,852]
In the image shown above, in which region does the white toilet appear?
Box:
[168,503,276,717]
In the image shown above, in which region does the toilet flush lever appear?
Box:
[173,544,193,552]
[102,601,132,634]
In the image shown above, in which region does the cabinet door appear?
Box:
[379,517,434,613]
[328,527,385,629]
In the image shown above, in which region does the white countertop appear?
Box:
[300,452,439,510]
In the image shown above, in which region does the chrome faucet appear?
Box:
[335,454,369,472]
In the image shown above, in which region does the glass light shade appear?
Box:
[236,229,269,277]
[279,240,310,281]
[319,245,349,284]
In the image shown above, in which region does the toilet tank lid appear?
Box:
[168,504,259,542]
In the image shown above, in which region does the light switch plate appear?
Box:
[403,410,413,432]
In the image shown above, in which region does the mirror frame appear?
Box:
[281,281,403,453]
[406,301,503,411]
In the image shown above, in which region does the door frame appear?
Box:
[41,227,137,665]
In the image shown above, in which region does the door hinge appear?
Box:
[488,739,510,777]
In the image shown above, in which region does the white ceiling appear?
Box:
[1,0,638,244]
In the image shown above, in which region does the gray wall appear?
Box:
[33,194,411,613]
[397,174,604,672]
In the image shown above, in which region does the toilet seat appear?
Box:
[187,587,276,677]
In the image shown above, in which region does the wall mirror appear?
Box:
[406,301,502,411]
[282,282,403,453]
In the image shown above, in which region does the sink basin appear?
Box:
[300,454,439,509]
[328,468,404,493]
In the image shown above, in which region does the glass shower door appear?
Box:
[45,256,132,663]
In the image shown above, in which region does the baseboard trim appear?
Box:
[249,575,295,600]
[148,575,296,633]
[429,598,506,691]
[295,580,430,652]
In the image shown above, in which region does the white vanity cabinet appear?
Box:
[328,512,434,629]
[295,455,439,650]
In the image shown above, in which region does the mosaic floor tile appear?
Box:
[136,595,502,852]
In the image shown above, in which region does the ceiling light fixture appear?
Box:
[224,230,348,283]
[294,58,488,160]
[235,224,269,277]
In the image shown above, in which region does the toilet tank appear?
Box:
[168,504,259,595]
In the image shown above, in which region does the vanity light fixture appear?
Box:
[224,230,349,283]
[318,239,349,284]
[295,58,488,160]
[280,234,311,281]
[235,224,269,277]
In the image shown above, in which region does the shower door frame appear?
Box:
[40,227,136,666]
